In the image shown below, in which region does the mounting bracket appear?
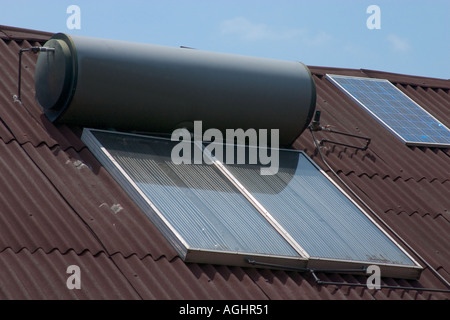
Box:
[309,110,371,151]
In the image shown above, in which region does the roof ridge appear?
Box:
[0,25,53,42]
[361,68,450,88]
[308,66,450,87]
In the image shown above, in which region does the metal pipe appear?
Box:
[246,258,367,274]
[319,138,369,151]
[310,270,450,294]
[246,258,450,293]
[309,110,371,150]
[15,49,25,102]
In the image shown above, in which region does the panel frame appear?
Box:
[81,128,308,270]
[81,128,423,279]
[214,142,423,279]
[326,74,450,148]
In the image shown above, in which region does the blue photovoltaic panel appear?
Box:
[326,74,450,147]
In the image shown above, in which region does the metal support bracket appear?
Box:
[14,46,55,103]
[309,110,371,151]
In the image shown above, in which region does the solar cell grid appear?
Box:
[326,74,450,147]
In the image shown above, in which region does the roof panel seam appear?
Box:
[0,246,100,256]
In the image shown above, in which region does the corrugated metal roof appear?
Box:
[0,25,449,300]
[0,139,103,254]
[0,249,141,299]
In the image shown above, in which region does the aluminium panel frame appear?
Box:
[82,128,423,278]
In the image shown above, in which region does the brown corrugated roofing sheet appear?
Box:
[0,140,103,254]
[0,25,53,42]
[0,25,449,300]
[0,249,140,299]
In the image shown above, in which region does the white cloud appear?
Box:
[307,31,332,47]
[219,16,331,47]
[220,17,301,41]
[387,34,411,52]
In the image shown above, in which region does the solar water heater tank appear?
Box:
[35,33,316,146]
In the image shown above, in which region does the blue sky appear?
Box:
[2,0,449,79]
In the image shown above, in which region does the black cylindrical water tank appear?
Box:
[35,33,316,146]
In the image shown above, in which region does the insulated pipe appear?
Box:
[35,33,316,146]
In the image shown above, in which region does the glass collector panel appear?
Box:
[223,147,416,266]
[91,131,299,257]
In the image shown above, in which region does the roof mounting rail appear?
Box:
[247,258,450,293]
[245,258,368,274]
[310,270,450,294]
